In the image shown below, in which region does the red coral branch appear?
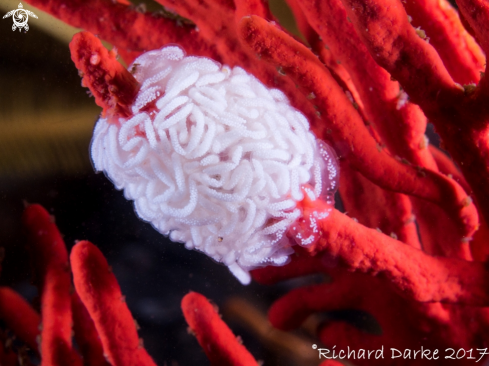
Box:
[284,0,363,105]
[181,292,258,366]
[234,0,274,21]
[238,14,478,241]
[454,0,489,55]
[285,0,480,259]
[429,146,470,193]
[72,292,111,366]
[24,0,218,63]
[285,0,432,251]
[340,0,457,113]
[70,240,157,366]
[242,0,479,263]
[23,204,82,366]
[403,0,485,84]
[288,0,434,167]
[0,204,267,366]
[283,196,489,305]
[0,202,269,366]
[338,163,421,248]
[273,270,489,365]
[338,0,489,231]
[0,287,40,351]
[70,31,140,118]
[256,250,489,365]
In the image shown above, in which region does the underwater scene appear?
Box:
[1,0,489,364]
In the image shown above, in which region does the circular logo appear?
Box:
[3,3,38,32]
[12,9,29,30]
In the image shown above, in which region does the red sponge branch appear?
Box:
[285,0,483,260]
[338,163,421,248]
[238,15,478,241]
[182,292,259,366]
[289,196,489,305]
[403,0,485,84]
[339,0,458,114]
[70,240,157,366]
[22,204,82,366]
[24,0,218,64]
[15,204,264,366]
[71,292,111,366]
[70,31,140,119]
[454,0,489,55]
[0,287,40,352]
[338,0,489,230]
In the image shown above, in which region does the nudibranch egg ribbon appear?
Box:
[91,46,339,284]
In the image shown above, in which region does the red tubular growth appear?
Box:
[182,292,258,366]
[403,0,484,84]
[70,241,157,366]
[285,195,489,305]
[338,0,489,229]
[262,260,489,366]
[454,0,489,55]
[22,204,82,366]
[0,287,40,351]
[71,292,111,366]
[7,204,263,366]
[238,15,478,241]
[25,0,218,64]
[70,31,140,119]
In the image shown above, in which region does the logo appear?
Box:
[3,3,38,32]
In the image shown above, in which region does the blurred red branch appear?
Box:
[182,292,259,365]
[23,205,82,366]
